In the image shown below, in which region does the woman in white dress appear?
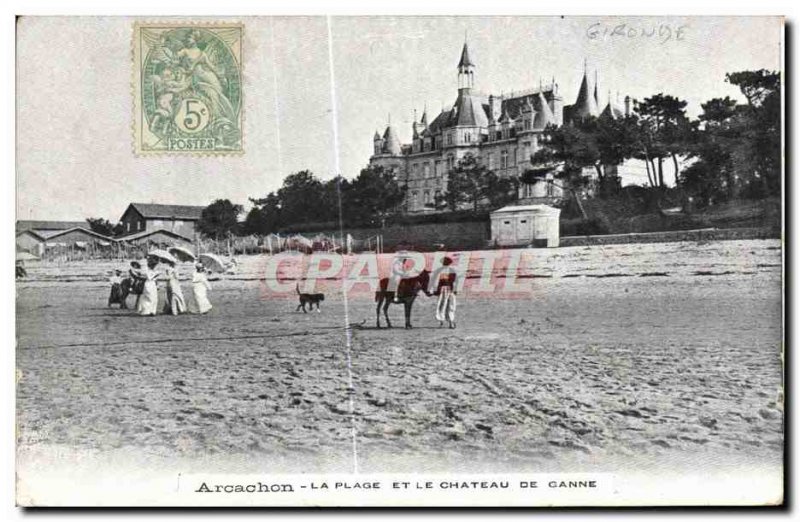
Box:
[163,261,187,315]
[136,257,160,316]
[192,263,213,314]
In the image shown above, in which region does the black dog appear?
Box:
[296,284,325,313]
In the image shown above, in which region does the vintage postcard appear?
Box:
[15,15,783,507]
[132,22,244,154]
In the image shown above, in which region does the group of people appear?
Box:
[108,255,213,316]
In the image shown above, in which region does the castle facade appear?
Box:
[369,41,631,213]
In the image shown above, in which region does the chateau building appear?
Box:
[369,41,631,213]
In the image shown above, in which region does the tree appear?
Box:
[680,70,781,205]
[197,199,243,239]
[726,70,781,197]
[342,165,405,227]
[531,122,599,194]
[86,218,122,237]
[432,154,517,213]
[635,93,692,188]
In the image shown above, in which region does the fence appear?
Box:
[26,231,386,262]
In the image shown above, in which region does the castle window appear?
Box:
[486,153,494,170]
[434,160,441,176]
[524,119,531,130]
[465,132,471,143]
[446,133,453,146]
[447,154,455,171]
[424,138,431,152]
[423,190,431,205]
[423,163,430,178]
[522,141,531,162]
[496,131,502,141]
[410,190,419,209]
[500,150,508,169]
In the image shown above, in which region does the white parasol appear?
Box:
[168,245,196,262]
[198,253,227,273]
[147,249,178,265]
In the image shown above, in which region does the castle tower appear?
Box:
[381,121,402,156]
[573,60,599,119]
[457,40,475,92]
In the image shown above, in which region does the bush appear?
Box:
[560,218,609,236]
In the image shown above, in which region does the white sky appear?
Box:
[16,16,782,221]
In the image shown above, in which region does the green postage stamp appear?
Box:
[133,22,244,154]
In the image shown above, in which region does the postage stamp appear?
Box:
[132,22,244,155]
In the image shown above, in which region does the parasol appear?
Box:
[147,249,178,265]
[198,253,227,273]
[168,245,196,262]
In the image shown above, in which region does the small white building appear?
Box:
[490,204,561,248]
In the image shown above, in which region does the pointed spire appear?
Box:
[382,122,402,156]
[573,61,599,119]
[421,103,428,126]
[534,90,555,129]
[458,40,474,68]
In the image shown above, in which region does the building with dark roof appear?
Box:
[118,203,205,239]
[16,220,88,234]
[370,42,632,212]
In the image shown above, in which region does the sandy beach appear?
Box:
[16,240,783,479]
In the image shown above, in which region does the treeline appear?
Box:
[86,69,779,239]
[240,166,406,236]
[534,68,781,206]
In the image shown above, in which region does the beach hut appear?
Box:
[490,204,561,248]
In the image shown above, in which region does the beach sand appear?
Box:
[16,240,783,480]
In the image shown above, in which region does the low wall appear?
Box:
[318,221,490,252]
[561,226,780,247]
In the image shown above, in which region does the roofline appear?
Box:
[118,228,193,242]
[43,227,116,242]
[16,229,47,240]
[126,203,204,220]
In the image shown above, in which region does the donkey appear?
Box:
[375,269,431,329]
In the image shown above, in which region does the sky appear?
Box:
[16,16,782,221]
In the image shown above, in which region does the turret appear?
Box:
[382,123,402,156]
[457,40,475,93]
[534,91,555,129]
[373,130,383,155]
[573,60,599,119]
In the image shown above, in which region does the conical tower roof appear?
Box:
[600,101,625,120]
[458,41,474,68]
[534,91,555,129]
[382,124,402,155]
[573,67,599,119]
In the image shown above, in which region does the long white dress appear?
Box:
[163,266,186,315]
[137,268,159,316]
[192,271,212,314]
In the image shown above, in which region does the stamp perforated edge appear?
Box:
[131,20,245,157]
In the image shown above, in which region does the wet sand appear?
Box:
[16,240,783,476]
